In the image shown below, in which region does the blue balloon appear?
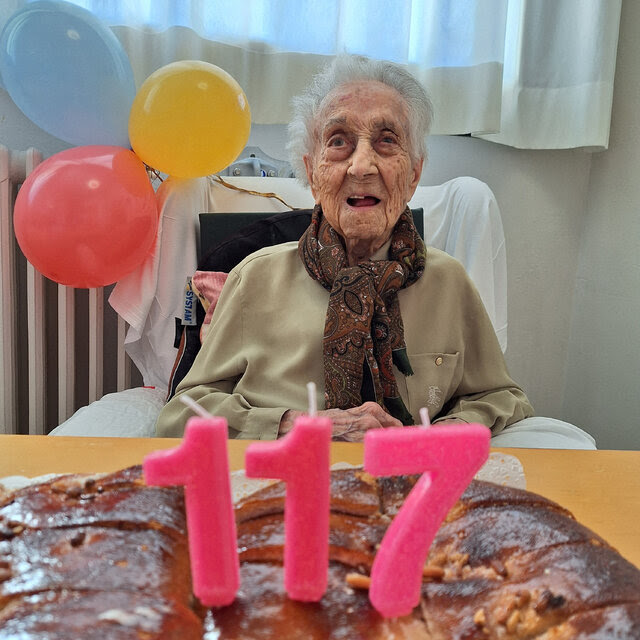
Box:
[0,1,135,147]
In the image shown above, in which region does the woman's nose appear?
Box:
[347,140,378,178]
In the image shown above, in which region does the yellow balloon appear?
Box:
[129,60,251,178]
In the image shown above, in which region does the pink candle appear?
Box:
[244,408,331,601]
[364,419,490,618]
[143,416,239,607]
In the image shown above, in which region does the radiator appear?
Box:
[0,144,139,435]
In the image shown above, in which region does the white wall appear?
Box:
[562,0,640,450]
[2,1,638,449]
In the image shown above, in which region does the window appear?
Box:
[4,0,622,149]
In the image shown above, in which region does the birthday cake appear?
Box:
[1,465,639,638]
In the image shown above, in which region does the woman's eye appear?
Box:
[328,136,346,147]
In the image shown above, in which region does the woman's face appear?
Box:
[303,81,423,260]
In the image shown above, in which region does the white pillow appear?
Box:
[490,417,597,449]
[49,387,166,438]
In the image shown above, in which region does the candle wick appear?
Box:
[419,407,431,428]
[307,382,317,417]
[180,394,215,419]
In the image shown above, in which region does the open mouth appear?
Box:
[347,195,381,207]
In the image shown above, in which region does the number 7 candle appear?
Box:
[364,411,490,618]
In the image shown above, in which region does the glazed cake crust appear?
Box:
[2,466,639,639]
[0,466,201,639]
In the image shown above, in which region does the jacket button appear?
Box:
[435,356,443,366]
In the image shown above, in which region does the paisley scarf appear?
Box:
[298,205,425,425]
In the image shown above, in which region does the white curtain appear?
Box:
[2,0,622,149]
[477,0,622,149]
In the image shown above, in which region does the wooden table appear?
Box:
[1,435,638,568]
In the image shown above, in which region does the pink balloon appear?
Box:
[14,146,158,288]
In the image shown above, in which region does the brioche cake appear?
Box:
[1,465,639,638]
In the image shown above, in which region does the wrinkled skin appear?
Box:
[303,80,423,265]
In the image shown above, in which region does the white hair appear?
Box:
[287,55,433,185]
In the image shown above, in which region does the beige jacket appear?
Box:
[156,242,533,438]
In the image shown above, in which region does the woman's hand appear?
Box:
[279,402,404,441]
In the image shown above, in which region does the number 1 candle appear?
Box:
[364,414,490,618]
[143,413,239,607]
[244,383,331,601]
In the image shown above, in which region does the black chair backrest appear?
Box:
[198,207,424,268]
[198,209,314,270]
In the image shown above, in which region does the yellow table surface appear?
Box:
[1,435,638,568]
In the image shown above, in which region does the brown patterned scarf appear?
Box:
[298,205,425,425]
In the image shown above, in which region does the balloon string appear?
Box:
[144,164,164,183]
[139,168,300,209]
[213,175,301,210]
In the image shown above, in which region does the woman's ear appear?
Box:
[303,154,320,202]
[406,156,424,201]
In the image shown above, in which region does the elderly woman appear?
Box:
[156,55,533,440]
